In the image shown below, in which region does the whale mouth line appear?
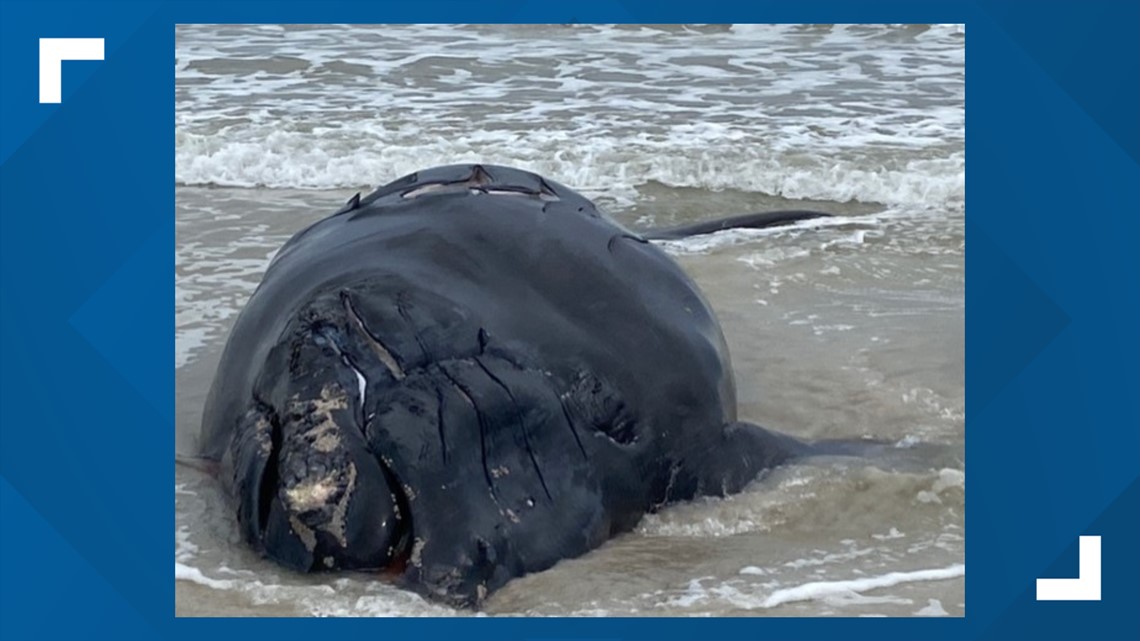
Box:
[375,457,415,572]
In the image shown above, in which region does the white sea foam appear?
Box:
[662,563,963,611]
[176,131,964,209]
[176,562,236,590]
[175,526,198,563]
[633,469,822,537]
[760,564,964,608]
[915,598,950,616]
[175,561,460,616]
[176,24,964,209]
[916,468,966,504]
[873,527,906,540]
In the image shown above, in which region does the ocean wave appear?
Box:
[176,23,963,209]
[660,563,964,611]
[176,129,963,209]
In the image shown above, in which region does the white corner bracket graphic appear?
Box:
[39,38,105,103]
[1036,535,1102,601]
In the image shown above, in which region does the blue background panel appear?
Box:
[1,1,1137,640]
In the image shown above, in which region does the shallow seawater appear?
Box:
[175,23,964,617]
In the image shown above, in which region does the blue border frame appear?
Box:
[2,2,1138,639]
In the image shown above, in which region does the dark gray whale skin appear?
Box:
[199,164,832,607]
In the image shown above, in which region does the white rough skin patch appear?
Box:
[311,425,341,453]
[323,462,356,548]
[284,475,338,512]
[313,385,348,412]
[254,416,273,455]
[410,538,426,568]
[289,385,348,453]
[288,515,317,551]
[278,384,357,550]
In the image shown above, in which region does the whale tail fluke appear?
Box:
[724,422,957,481]
[801,436,962,473]
[804,437,896,459]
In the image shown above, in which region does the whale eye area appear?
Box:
[562,371,639,445]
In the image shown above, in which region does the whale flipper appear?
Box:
[643,210,832,240]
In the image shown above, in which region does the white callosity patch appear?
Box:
[280,385,358,550]
[284,475,339,511]
[327,464,357,549]
[288,386,346,455]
